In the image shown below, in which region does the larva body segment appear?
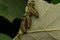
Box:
[28,7,39,18]
[26,15,32,29]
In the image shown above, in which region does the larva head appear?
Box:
[28,1,35,7]
[31,1,35,6]
[22,16,26,20]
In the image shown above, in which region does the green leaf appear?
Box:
[51,0,60,4]
[0,0,27,22]
[0,33,12,40]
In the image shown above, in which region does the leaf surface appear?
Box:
[0,0,27,22]
[0,33,12,40]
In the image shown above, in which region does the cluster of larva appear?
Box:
[13,1,39,40]
[20,1,39,33]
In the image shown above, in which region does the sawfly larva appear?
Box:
[20,16,27,33]
[28,1,39,18]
